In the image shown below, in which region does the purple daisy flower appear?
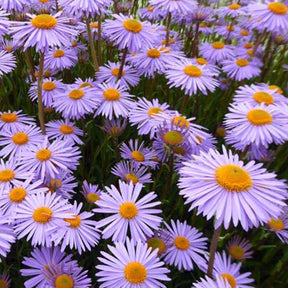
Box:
[96,238,170,287]
[0,0,28,12]
[14,192,73,247]
[0,214,16,261]
[75,77,97,89]
[214,24,240,40]
[162,220,208,272]
[192,275,232,288]
[81,180,103,204]
[149,0,197,15]
[112,161,153,185]
[138,5,166,21]
[0,50,16,76]
[102,117,127,137]
[10,12,78,52]
[218,3,246,18]
[94,180,162,243]
[165,58,219,96]
[178,146,288,231]
[51,201,100,254]
[103,14,156,52]
[94,81,135,120]
[227,236,253,260]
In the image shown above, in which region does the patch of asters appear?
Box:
[213,252,254,288]
[120,139,158,169]
[45,119,84,145]
[103,13,156,52]
[214,24,240,40]
[128,97,171,139]
[94,180,162,243]
[184,5,214,25]
[218,3,246,18]
[101,117,127,137]
[178,146,288,231]
[81,180,103,204]
[17,136,81,180]
[138,5,166,21]
[112,161,153,185]
[96,60,140,89]
[149,0,197,15]
[0,125,44,158]
[227,235,253,260]
[29,77,65,108]
[198,22,214,35]
[155,27,184,51]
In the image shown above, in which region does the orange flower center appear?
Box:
[31,14,57,29]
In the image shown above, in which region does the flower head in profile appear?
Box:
[94,180,162,243]
[192,275,231,288]
[227,236,253,260]
[81,180,103,204]
[178,146,288,231]
[96,238,170,287]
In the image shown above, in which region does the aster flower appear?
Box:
[267,206,288,244]
[44,47,78,71]
[1,38,20,53]
[45,119,84,145]
[0,50,16,76]
[120,139,157,169]
[213,252,254,288]
[112,161,153,185]
[0,125,44,158]
[0,0,28,12]
[224,103,288,148]
[129,97,170,139]
[14,192,73,247]
[178,146,288,231]
[96,238,170,287]
[0,9,10,37]
[17,137,81,180]
[96,61,140,89]
[248,1,288,32]
[21,246,76,288]
[162,220,208,271]
[53,84,100,120]
[74,77,97,89]
[81,180,103,204]
[199,41,235,64]
[102,117,127,137]
[0,110,35,133]
[218,3,246,18]
[214,24,240,40]
[103,14,156,52]
[0,214,16,261]
[222,57,262,81]
[227,236,253,260]
[29,77,65,108]
[149,0,197,15]
[51,201,100,254]
[94,81,135,120]
[0,272,11,288]
[138,5,166,21]
[192,275,232,288]
[94,180,162,243]
[165,58,219,96]
[10,12,79,52]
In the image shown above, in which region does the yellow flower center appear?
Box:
[147,48,161,58]
[236,58,249,67]
[195,136,203,145]
[0,169,15,182]
[59,124,74,134]
[244,43,253,49]
[36,148,52,161]
[246,109,273,125]
[212,41,225,49]
[229,245,244,259]
[215,164,252,192]
[148,107,163,118]
[5,46,12,52]
[184,65,202,77]
[246,49,254,56]
[131,150,145,162]
[87,193,100,203]
[31,14,57,29]
[110,127,121,136]
[147,6,155,12]
[173,146,185,156]
[269,85,283,94]
[50,179,62,190]
[196,58,207,65]
[123,19,143,33]
[268,2,287,15]
[69,89,84,100]
[90,22,98,28]
[241,29,249,36]
[174,236,190,250]
[173,116,189,128]
[200,22,207,28]
[55,274,74,288]
[42,81,56,91]
[64,215,81,228]
[119,202,138,219]
[124,262,147,284]
[216,126,226,137]
[111,68,125,77]
[53,49,65,58]
[103,88,120,101]
[253,92,274,105]
[268,217,284,231]
[79,82,93,88]
[147,237,166,255]
[226,25,235,31]
[125,173,139,184]
[0,280,7,288]
[39,0,49,3]
[44,70,51,77]
[12,132,29,145]
[9,187,27,203]
[228,4,241,9]
[222,273,236,288]
[1,113,18,123]
[33,207,53,223]
[163,131,183,146]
